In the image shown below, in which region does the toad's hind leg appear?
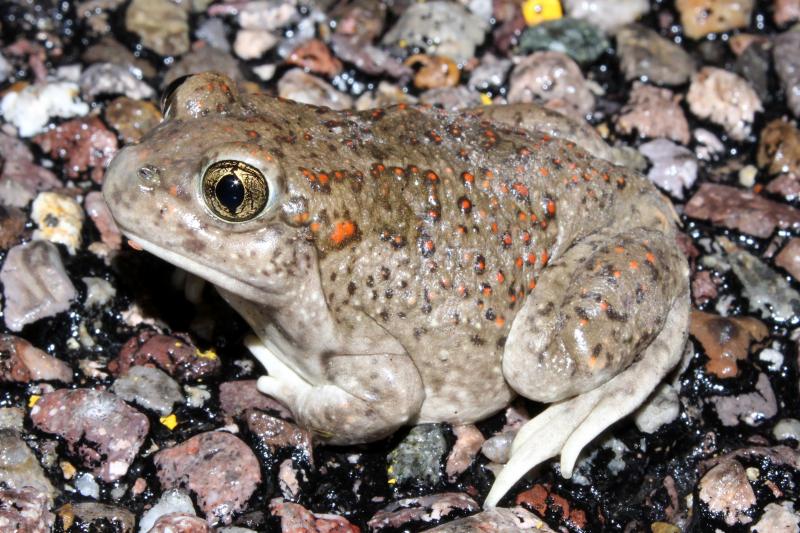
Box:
[485,227,689,507]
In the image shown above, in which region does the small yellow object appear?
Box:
[480,93,493,105]
[522,0,563,26]
[28,395,41,408]
[160,413,178,430]
[387,477,397,485]
[60,461,77,480]
[195,348,218,360]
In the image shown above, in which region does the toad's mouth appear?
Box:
[122,231,280,302]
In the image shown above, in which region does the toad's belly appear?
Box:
[414,348,515,423]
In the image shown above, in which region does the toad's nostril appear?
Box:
[137,165,161,191]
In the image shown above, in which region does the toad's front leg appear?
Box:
[247,336,425,444]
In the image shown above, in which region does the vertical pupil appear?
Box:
[216,173,245,212]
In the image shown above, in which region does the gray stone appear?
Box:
[112,365,183,415]
[727,246,800,323]
[639,138,698,199]
[774,30,800,118]
[382,1,488,63]
[616,24,695,85]
[0,429,57,504]
[79,63,155,101]
[277,69,352,110]
[387,424,447,486]
[518,18,609,64]
[563,0,649,32]
[0,241,77,332]
[125,0,190,56]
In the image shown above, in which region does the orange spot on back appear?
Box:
[330,220,357,245]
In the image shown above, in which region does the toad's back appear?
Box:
[261,99,678,422]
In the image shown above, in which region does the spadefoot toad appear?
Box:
[103,72,689,506]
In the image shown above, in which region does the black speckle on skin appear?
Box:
[471,335,486,346]
[496,336,507,348]
[347,282,356,295]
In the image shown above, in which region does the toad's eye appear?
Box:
[202,160,268,222]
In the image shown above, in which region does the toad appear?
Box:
[102,72,689,505]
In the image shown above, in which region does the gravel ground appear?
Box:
[1,0,800,531]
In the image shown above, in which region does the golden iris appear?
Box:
[202,160,268,222]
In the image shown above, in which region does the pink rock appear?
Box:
[108,331,220,382]
[219,380,292,420]
[368,493,479,530]
[684,183,800,238]
[153,431,261,525]
[245,410,313,463]
[0,132,60,207]
[0,486,54,533]
[774,0,800,25]
[426,506,556,532]
[30,388,149,482]
[0,334,72,383]
[149,513,212,533]
[776,238,800,281]
[691,270,718,305]
[270,500,359,533]
[698,459,756,526]
[616,83,690,144]
[445,424,485,479]
[33,116,118,183]
[84,191,122,251]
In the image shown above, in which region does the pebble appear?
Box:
[0,206,27,250]
[775,238,800,281]
[710,372,778,428]
[163,46,244,89]
[381,1,489,63]
[0,53,10,83]
[111,365,184,415]
[508,51,595,118]
[685,183,800,238]
[757,118,800,177]
[676,0,754,39]
[235,0,299,31]
[196,17,231,52]
[33,116,118,183]
[766,173,800,200]
[30,388,149,482]
[615,24,695,86]
[406,54,460,90]
[0,486,54,533]
[82,35,156,78]
[76,0,127,34]
[724,244,800,323]
[692,270,719,305]
[149,513,213,532]
[233,29,278,61]
[562,0,649,32]
[329,34,412,78]
[0,408,24,431]
[219,380,292,419]
[468,53,512,91]
[75,472,100,498]
[426,506,555,532]
[773,418,800,442]
[515,484,588,530]
[698,459,756,525]
[0,335,73,383]
[775,0,800,25]
[639,139,698,199]
[751,501,800,531]
[277,68,353,110]
[738,164,758,187]
[0,133,61,208]
[270,500,359,532]
[154,431,261,525]
[420,86,484,110]
[84,190,123,251]
[773,31,800,117]
[0,240,77,332]
[688,310,768,378]
[517,18,608,65]
[78,62,155,101]
[445,424,485,479]
[66,502,135,533]
[687,67,762,141]
[245,410,313,463]
[125,0,190,56]
[0,429,57,503]
[367,493,480,530]
[108,330,220,382]
[481,431,514,463]
[735,40,770,102]
[138,489,197,533]
[31,191,84,254]
[287,39,343,78]
[633,383,681,433]
[0,81,89,137]
[104,95,161,144]
[82,276,116,308]
[387,424,448,486]
[617,83,690,144]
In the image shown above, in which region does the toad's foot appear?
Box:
[484,289,689,507]
[248,335,425,444]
